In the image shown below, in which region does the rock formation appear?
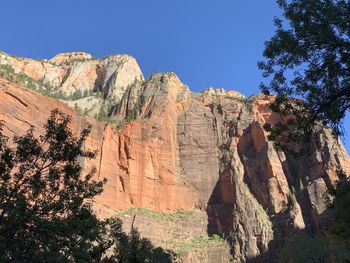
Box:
[0,50,349,262]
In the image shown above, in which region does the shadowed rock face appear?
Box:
[0,51,349,262]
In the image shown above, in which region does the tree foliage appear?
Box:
[278,170,350,262]
[260,2,350,259]
[111,221,176,263]
[0,109,174,262]
[259,0,350,150]
[327,169,350,239]
[278,235,350,263]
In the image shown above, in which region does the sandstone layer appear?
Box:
[0,51,349,262]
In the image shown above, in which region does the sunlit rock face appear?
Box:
[0,51,144,117]
[0,51,349,262]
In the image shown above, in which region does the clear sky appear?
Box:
[0,0,349,152]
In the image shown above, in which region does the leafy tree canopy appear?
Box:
[259,0,350,150]
[0,109,174,262]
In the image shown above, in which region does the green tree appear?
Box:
[259,0,350,150]
[70,89,83,100]
[0,109,108,262]
[278,235,350,263]
[109,218,175,263]
[278,170,350,262]
[0,109,174,262]
[327,170,350,239]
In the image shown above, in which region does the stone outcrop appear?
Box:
[0,51,349,262]
[50,52,94,64]
[0,51,144,116]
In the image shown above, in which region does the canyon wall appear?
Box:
[0,51,349,262]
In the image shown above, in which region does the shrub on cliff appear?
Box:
[0,109,174,262]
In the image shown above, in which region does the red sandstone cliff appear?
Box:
[0,51,349,262]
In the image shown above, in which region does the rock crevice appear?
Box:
[0,51,349,262]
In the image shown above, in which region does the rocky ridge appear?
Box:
[0,50,349,262]
[0,50,143,119]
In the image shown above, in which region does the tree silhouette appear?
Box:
[0,109,174,262]
[259,0,350,150]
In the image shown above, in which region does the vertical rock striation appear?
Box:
[0,51,349,262]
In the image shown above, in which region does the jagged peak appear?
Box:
[146,71,180,81]
[101,54,138,63]
[2,50,251,102]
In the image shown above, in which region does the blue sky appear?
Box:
[0,0,349,152]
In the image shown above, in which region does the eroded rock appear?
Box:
[0,51,349,262]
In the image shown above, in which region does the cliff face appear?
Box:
[0,51,349,262]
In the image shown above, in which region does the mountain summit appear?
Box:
[0,51,349,262]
